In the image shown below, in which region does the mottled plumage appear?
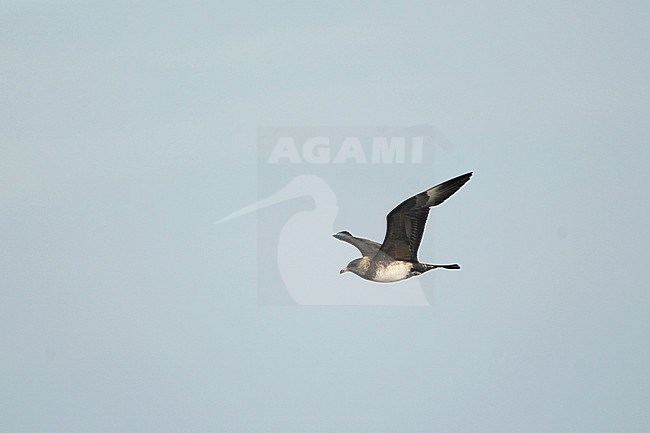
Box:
[335,172,472,282]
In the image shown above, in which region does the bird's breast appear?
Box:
[371,261,413,283]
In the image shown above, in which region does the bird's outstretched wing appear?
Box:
[333,231,382,257]
[379,172,472,262]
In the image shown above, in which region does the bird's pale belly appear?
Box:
[372,261,414,283]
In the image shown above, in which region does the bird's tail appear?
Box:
[422,263,460,271]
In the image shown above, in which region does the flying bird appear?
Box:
[334,172,472,282]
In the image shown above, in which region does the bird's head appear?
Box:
[340,257,369,276]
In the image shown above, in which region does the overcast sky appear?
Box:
[1,1,649,432]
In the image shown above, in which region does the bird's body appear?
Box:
[370,259,414,283]
[335,172,472,283]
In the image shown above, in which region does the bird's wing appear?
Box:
[333,231,382,257]
[379,172,472,261]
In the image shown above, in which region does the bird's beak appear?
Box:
[340,268,347,274]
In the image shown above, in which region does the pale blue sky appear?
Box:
[1,1,649,432]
